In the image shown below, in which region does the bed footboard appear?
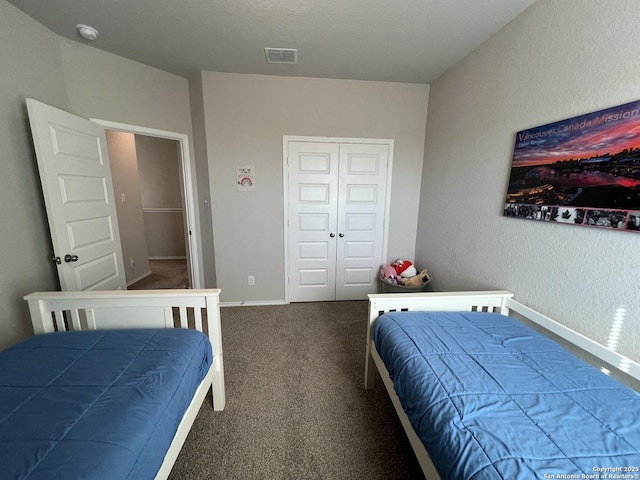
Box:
[24,288,225,411]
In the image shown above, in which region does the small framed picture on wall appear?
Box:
[237,166,255,191]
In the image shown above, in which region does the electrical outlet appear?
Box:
[248,275,255,286]
[129,257,135,269]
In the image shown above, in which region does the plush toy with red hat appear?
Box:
[392,259,417,278]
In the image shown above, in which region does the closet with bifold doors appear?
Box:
[285,137,393,302]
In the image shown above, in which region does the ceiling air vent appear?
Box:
[264,48,298,64]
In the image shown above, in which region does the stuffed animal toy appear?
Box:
[400,269,431,287]
[380,264,401,284]
[392,259,417,278]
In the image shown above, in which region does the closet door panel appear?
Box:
[288,142,339,302]
[336,143,389,301]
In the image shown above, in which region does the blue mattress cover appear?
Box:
[374,311,640,479]
[0,328,212,480]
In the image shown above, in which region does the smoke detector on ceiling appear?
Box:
[264,48,298,64]
[76,24,99,41]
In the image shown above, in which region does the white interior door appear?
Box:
[288,141,339,302]
[335,143,389,300]
[287,138,390,302]
[27,99,127,290]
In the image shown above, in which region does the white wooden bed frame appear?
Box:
[364,290,640,480]
[23,288,225,480]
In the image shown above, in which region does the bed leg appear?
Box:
[211,363,226,411]
[364,351,376,389]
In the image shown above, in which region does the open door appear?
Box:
[26,99,127,290]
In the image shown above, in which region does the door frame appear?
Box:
[92,119,202,289]
[282,135,394,303]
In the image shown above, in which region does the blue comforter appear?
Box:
[374,311,640,479]
[0,328,212,480]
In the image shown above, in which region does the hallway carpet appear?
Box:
[129,259,188,290]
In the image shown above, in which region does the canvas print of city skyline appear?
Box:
[504,99,640,232]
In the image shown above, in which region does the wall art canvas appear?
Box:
[504,99,640,232]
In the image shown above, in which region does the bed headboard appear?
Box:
[368,290,514,322]
[24,289,222,356]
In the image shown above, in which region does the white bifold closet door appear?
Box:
[287,140,390,302]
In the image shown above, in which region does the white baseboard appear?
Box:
[149,256,187,260]
[127,269,153,287]
[221,300,288,308]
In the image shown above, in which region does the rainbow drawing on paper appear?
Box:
[236,166,255,191]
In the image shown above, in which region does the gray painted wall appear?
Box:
[135,135,186,259]
[188,74,217,287]
[201,72,429,303]
[106,130,151,284]
[136,135,182,209]
[0,1,70,349]
[416,0,640,363]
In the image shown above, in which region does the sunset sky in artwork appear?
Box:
[512,99,640,167]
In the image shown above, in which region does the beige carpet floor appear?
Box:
[168,300,424,479]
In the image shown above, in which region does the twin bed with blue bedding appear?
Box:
[365,291,640,479]
[1,329,210,479]
[3,289,225,480]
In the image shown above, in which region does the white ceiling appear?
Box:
[8,0,537,84]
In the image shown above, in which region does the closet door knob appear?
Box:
[338,233,344,237]
[329,233,335,238]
